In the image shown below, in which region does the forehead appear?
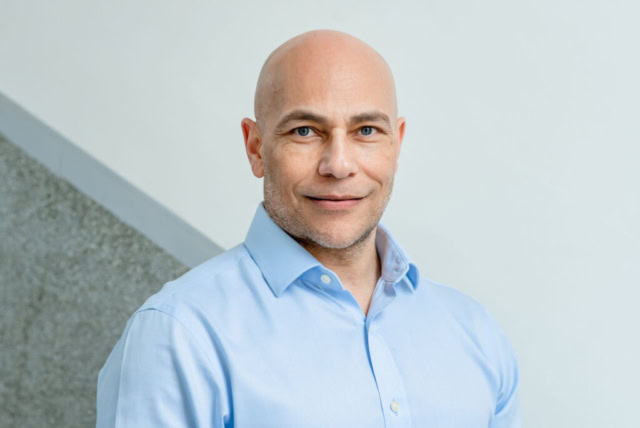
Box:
[270,48,396,122]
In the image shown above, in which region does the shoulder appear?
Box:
[421,276,518,369]
[423,276,493,326]
[135,243,261,321]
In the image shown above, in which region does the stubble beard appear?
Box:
[262,172,394,253]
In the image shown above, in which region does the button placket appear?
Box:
[366,319,413,427]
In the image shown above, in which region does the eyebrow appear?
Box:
[273,109,392,133]
[274,110,328,133]
[348,111,392,129]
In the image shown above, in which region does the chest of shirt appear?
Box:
[199,280,496,427]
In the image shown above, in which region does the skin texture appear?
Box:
[241,30,405,315]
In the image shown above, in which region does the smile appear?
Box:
[306,195,365,210]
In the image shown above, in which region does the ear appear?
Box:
[241,118,265,178]
[395,116,406,173]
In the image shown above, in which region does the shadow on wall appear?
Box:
[0,134,190,427]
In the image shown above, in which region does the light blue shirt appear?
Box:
[97,203,522,427]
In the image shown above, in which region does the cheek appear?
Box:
[360,147,398,184]
[266,145,316,191]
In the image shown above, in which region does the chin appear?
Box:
[306,224,374,250]
[312,237,356,250]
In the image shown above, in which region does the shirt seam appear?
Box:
[113,308,225,427]
[136,307,221,377]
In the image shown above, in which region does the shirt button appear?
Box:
[320,274,331,284]
[390,400,400,413]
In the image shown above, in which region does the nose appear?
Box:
[318,131,358,179]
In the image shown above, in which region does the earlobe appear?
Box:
[252,158,265,178]
[241,118,265,178]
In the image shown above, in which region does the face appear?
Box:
[242,42,405,250]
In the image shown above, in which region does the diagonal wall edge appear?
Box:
[0,91,224,268]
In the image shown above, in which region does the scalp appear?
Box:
[253,30,397,133]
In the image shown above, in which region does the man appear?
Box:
[97,30,522,427]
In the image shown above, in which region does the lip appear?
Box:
[305,195,364,210]
[311,194,362,200]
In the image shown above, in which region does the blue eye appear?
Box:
[360,126,375,136]
[295,127,312,137]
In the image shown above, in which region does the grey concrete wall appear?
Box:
[0,92,223,270]
[0,134,190,427]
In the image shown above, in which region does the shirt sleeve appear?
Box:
[488,314,523,428]
[96,309,230,428]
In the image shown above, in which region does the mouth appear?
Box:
[305,194,365,210]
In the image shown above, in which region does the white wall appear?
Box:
[1,1,638,426]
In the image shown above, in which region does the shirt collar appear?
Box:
[244,202,420,297]
[244,203,321,297]
[375,222,420,292]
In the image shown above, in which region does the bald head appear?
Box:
[254,30,398,133]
